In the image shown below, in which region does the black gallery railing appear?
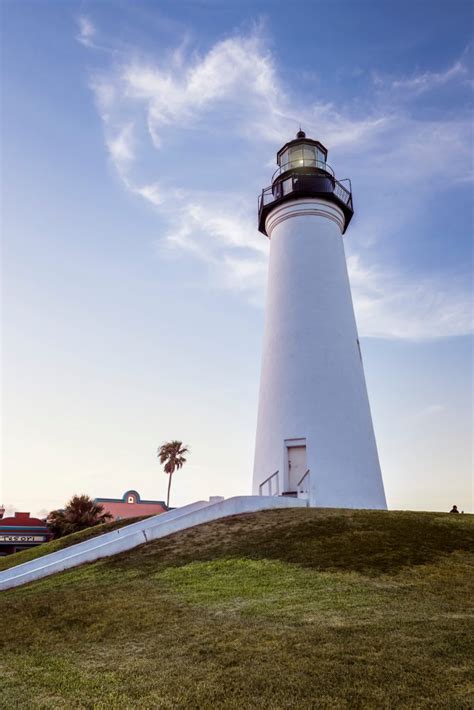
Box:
[258,175,353,215]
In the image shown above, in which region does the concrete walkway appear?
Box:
[0,496,307,591]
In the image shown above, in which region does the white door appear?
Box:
[287,445,307,492]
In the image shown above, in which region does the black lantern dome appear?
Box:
[258,131,353,236]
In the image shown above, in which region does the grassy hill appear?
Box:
[1,508,473,709]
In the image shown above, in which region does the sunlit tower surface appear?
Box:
[253,131,387,509]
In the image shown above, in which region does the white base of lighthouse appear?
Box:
[252,198,387,510]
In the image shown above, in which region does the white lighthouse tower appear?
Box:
[253,131,387,509]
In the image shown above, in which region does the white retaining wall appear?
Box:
[0,500,211,586]
[0,496,307,591]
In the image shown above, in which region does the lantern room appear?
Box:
[258,130,353,236]
[276,130,328,176]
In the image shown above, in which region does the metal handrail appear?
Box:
[258,174,353,213]
[297,469,310,488]
[272,159,334,182]
[259,470,279,496]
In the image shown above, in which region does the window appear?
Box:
[282,178,293,195]
[128,496,135,504]
[288,146,304,164]
[279,148,289,167]
[316,148,326,164]
[303,146,316,163]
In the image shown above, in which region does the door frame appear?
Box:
[283,438,307,492]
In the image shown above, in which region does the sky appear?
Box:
[1,0,473,516]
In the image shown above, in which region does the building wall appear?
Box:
[253,199,387,509]
[95,490,168,520]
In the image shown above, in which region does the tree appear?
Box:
[157,440,189,508]
[47,494,112,538]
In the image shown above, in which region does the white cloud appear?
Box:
[390,61,468,94]
[117,31,281,150]
[302,103,391,151]
[106,123,135,166]
[372,59,469,97]
[81,24,473,341]
[347,255,473,340]
[90,77,117,121]
[161,197,267,301]
[135,182,163,206]
[76,16,96,48]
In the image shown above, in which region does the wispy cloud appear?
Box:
[160,195,267,302]
[76,16,96,48]
[78,22,473,341]
[373,59,469,96]
[135,182,163,207]
[106,123,135,166]
[91,28,285,161]
[347,256,473,340]
[372,44,474,103]
[392,61,467,92]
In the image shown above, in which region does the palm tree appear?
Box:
[47,494,112,538]
[157,440,189,508]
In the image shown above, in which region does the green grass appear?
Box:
[1,508,473,709]
[0,516,149,572]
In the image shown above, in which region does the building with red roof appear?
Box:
[0,511,53,556]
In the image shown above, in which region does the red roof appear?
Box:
[0,512,47,528]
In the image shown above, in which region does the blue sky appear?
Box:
[1,0,472,515]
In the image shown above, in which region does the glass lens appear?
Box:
[289,146,303,162]
[279,149,289,167]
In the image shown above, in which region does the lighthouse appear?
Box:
[253,131,387,509]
